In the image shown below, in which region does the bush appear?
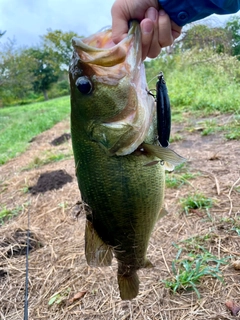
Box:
[145,48,240,114]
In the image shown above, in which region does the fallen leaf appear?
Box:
[67,291,87,305]
[225,300,240,316]
[232,260,240,270]
[209,154,220,161]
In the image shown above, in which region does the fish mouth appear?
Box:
[72,21,141,70]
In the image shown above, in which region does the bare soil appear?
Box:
[0,116,239,320]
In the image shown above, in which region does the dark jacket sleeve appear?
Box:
[159,0,240,26]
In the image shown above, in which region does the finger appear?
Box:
[145,8,161,59]
[111,1,129,44]
[141,7,158,60]
[171,20,182,40]
[158,10,173,48]
[141,19,154,60]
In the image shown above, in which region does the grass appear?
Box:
[166,172,199,189]
[0,96,70,165]
[170,134,183,142]
[180,193,213,214]
[22,151,73,171]
[145,48,240,115]
[219,216,240,235]
[48,288,71,307]
[0,206,23,225]
[185,114,240,139]
[162,245,227,298]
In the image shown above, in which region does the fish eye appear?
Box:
[75,76,92,94]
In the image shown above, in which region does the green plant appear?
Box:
[0,206,22,225]
[162,246,227,298]
[234,186,240,193]
[170,134,183,142]
[166,172,198,189]
[180,193,213,214]
[225,128,240,140]
[48,288,71,306]
[145,48,240,115]
[23,151,72,170]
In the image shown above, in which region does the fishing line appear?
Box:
[24,199,30,320]
[147,74,160,87]
[147,74,159,99]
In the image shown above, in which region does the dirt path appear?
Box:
[0,117,239,320]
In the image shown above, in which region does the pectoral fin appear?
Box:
[142,143,186,168]
[85,219,113,267]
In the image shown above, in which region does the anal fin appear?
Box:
[118,272,139,300]
[85,219,113,267]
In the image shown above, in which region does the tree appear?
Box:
[0,42,36,104]
[27,47,60,100]
[42,29,79,68]
[180,24,232,54]
[0,30,6,38]
[226,16,240,58]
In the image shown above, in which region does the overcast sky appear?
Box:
[0,0,239,48]
[0,0,115,47]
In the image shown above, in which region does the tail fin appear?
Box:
[117,272,139,300]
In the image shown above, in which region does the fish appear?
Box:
[69,21,185,300]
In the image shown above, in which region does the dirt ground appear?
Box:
[0,115,239,320]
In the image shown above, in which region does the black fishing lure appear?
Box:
[156,72,171,148]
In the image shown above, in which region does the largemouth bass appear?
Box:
[69,21,184,300]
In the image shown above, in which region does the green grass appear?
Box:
[180,193,213,214]
[0,206,23,225]
[22,151,73,171]
[0,96,70,165]
[166,172,199,189]
[162,245,227,298]
[145,48,240,115]
[48,288,71,306]
[187,114,240,138]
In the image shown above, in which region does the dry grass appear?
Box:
[0,118,240,320]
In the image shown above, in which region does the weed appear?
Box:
[225,128,240,140]
[174,162,188,173]
[23,152,72,170]
[219,216,240,235]
[162,245,227,298]
[48,288,71,307]
[224,114,240,140]
[170,134,183,142]
[197,119,217,136]
[0,206,23,225]
[234,186,240,193]
[201,127,215,136]
[180,235,213,252]
[166,172,198,189]
[231,227,240,236]
[180,193,213,214]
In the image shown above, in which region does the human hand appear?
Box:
[111,0,182,60]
